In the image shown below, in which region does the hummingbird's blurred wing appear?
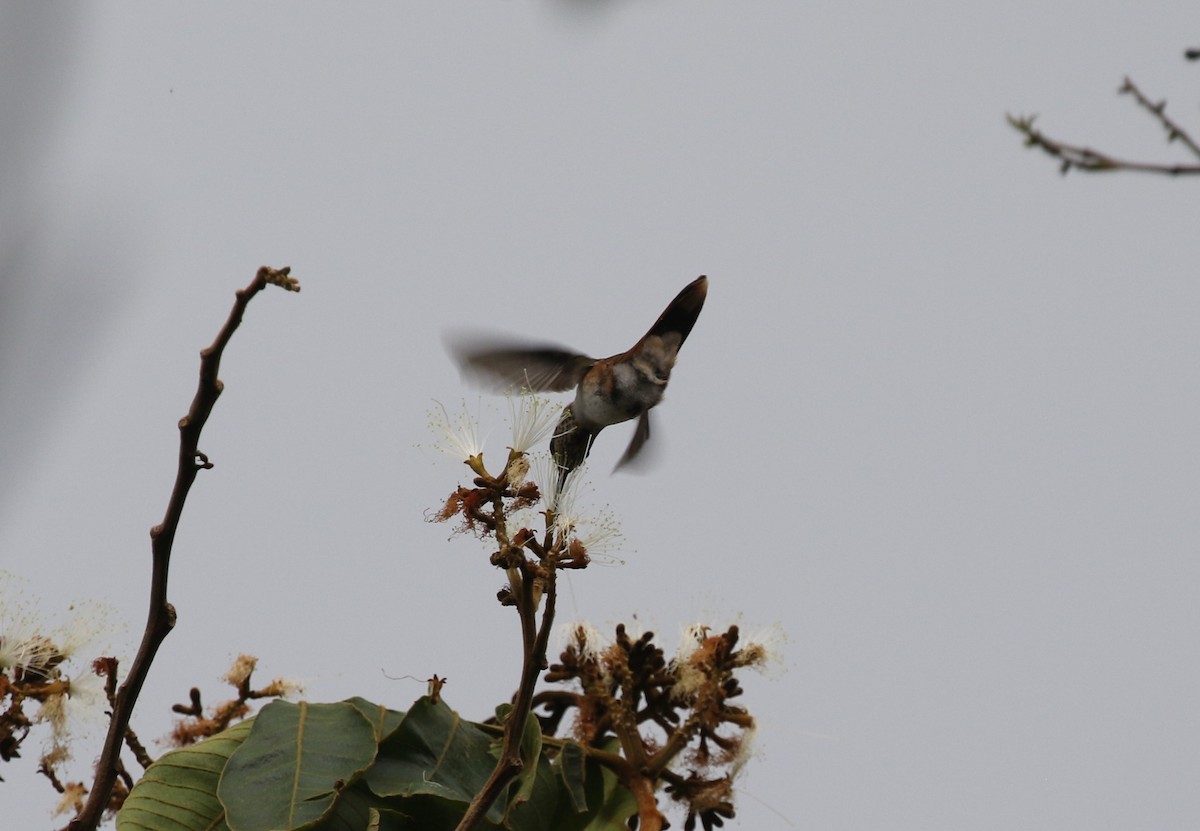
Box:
[447,335,595,393]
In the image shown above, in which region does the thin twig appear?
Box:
[122,725,152,771]
[1007,113,1200,176]
[1118,76,1200,160]
[1007,70,1200,176]
[67,266,299,831]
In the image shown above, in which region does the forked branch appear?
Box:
[1009,74,1200,176]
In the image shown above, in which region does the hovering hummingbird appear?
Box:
[449,275,708,485]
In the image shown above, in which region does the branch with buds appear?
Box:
[1009,71,1200,176]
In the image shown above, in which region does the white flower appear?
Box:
[507,393,560,454]
[670,623,715,701]
[674,623,711,665]
[223,654,258,687]
[259,676,306,699]
[529,453,587,514]
[0,573,56,676]
[0,625,54,677]
[54,600,117,662]
[737,624,787,677]
[550,472,589,527]
[570,510,624,564]
[53,782,88,818]
[36,665,108,749]
[428,399,486,461]
[557,620,609,664]
[64,668,107,725]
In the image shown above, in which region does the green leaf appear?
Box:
[547,741,637,831]
[117,719,253,831]
[301,783,402,831]
[363,695,501,822]
[556,742,589,813]
[502,754,560,831]
[219,700,378,831]
[501,705,551,828]
[343,696,406,742]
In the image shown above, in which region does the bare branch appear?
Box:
[1009,68,1200,176]
[1007,112,1200,176]
[1118,76,1200,160]
[67,266,299,831]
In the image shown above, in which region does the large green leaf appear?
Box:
[117,719,253,831]
[218,700,378,831]
[344,696,406,742]
[363,695,501,823]
[500,704,558,831]
[502,753,561,831]
[556,742,589,814]
[121,694,638,831]
[547,740,637,831]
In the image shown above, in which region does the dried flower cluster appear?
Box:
[0,582,116,816]
[539,622,774,830]
[167,654,304,747]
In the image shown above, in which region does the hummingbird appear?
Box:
[449,275,708,486]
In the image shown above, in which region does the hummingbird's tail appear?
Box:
[640,275,708,348]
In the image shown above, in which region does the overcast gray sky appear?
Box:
[4,3,1200,829]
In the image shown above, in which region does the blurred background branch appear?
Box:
[1009,50,1200,175]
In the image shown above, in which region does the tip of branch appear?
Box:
[1006,113,1038,139]
[258,265,301,293]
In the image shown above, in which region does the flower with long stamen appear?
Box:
[674,623,710,665]
[528,453,586,516]
[428,400,486,463]
[557,621,609,665]
[570,510,624,564]
[0,625,54,678]
[54,601,117,663]
[62,668,106,729]
[736,624,787,677]
[507,392,560,454]
[670,623,716,701]
[0,576,57,678]
[550,468,587,523]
